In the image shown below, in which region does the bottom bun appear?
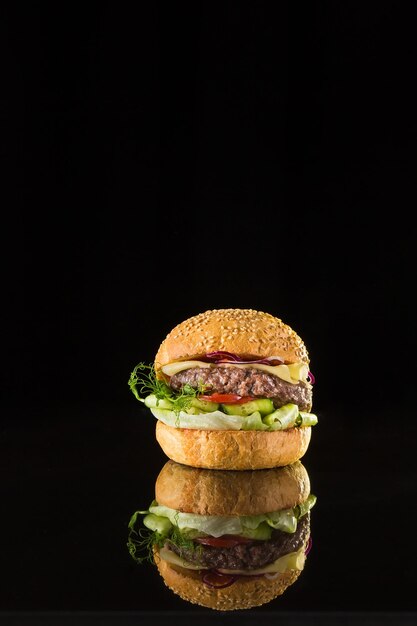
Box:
[155,460,311,516]
[154,548,301,611]
[155,421,312,470]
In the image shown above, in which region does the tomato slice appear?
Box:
[195,535,253,548]
[199,393,255,404]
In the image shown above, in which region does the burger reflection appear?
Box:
[127,460,316,611]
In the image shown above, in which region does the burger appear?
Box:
[127,460,316,611]
[129,308,317,470]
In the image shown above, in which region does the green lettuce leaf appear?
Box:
[150,404,317,431]
[148,495,316,538]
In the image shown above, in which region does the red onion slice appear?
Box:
[205,351,243,362]
[215,569,264,579]
[305,536,313,556]
[205,352,284,366]
[202,570,236,589]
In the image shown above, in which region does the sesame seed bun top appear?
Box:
[154,308,309,370]
[154,545,304,610]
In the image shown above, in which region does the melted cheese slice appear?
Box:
[161,360,309,385]
[159,544,306,574]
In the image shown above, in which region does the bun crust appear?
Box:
[155,421,312,470]
[155,460,311,515]
[154,549,302,611]
[155,309,309,370]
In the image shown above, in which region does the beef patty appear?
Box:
[169,366,312,412]
[166,512,310,571]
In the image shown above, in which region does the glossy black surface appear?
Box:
[3,399,417,617]
[3,2,417,624]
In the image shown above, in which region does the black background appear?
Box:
[2,2,417,624]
